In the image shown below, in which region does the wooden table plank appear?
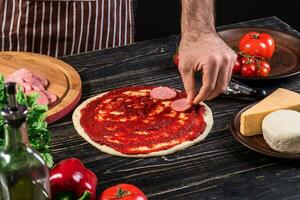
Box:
[50,16,300,199]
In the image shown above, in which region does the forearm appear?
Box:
[181,0,216,38]
[179,0,236,103]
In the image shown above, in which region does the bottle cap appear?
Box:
[0,82,28,126]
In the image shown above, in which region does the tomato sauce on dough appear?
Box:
[80,86,207,155]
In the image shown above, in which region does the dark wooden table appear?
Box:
[50,17,300,200]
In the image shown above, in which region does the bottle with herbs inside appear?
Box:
[0,82,50,200]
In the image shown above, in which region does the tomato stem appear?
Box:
[237,51,265,63]
[252,33,260,39]
[115,186,131,198]
[78,191,91,200]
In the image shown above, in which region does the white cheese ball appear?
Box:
[262,109,300,153]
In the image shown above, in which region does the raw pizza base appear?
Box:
[72,92,214,158]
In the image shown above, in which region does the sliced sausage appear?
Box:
[43,90,58,104]
[5,74,24,83]
[5,76,21,83]
[5,78,31,93]
[5,68,29,84]
[34,74,48,87]
[171,98,192,112]
[28,90,49,105]
[7,68,30,79]
[22,82,32,93]
[150,86,177,100]
[38,91,50,105]
[6,68,55,106]
[31,82,45,91]
[23,73,45,90]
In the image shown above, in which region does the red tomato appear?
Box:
[239,32,275,59]
[241,63,257,77]
[256,61,271,77]
[99,184,147,200]
[239,56,255,65]
[173,53,179,66]
[233,60,242,74]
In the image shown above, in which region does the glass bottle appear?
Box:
[0,82,50,200]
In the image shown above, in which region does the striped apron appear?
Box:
[0,0,134,57]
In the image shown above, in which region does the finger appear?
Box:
[227,54,237,84]
[178,62,196,103]
[227,59,234,84]
[207,63,229,100]
[193,64,219,104]
[207,54,236,100]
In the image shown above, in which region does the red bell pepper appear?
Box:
[49,158,98,200]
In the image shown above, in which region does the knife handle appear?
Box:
[221,79,267,100]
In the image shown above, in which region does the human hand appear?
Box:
[178,32,237,104]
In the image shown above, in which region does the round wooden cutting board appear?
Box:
[0,51,82,124]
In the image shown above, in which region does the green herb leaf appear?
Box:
[41,152,54,168]
[26,92,39,107]
[0,75,5,109]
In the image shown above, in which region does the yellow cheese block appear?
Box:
[240,88,300,136]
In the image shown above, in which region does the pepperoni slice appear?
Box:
[171,98,192,112]
[22,82,33,93]
[28,90,49,105]
[44,90,58,104]
[38,91,50,105]
[150,86,177,100]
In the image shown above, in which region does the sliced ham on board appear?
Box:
[44,90,58,104]
[5,68,57,106]
[27,90,50,105]
[22,82,33,93]
[23,72,46,90]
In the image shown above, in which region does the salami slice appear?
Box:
[33,74,48,87]
[28,90,49,105]
[37,91,50,105]
[44,90,58,104]
[171,98,192,112]
[23,73,45,91]
[22,82,33,93]
[5,68,58,106]
[5,68,29,82]
[150,86,177,100]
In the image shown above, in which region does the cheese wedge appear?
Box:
[240,88,300,136]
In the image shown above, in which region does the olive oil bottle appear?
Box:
[0,82,50,200]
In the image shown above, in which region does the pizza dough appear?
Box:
[262,109,300,153]
[72,86,213,157]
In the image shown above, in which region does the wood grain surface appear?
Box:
[50,17,300,200]
[0,52,82,124]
